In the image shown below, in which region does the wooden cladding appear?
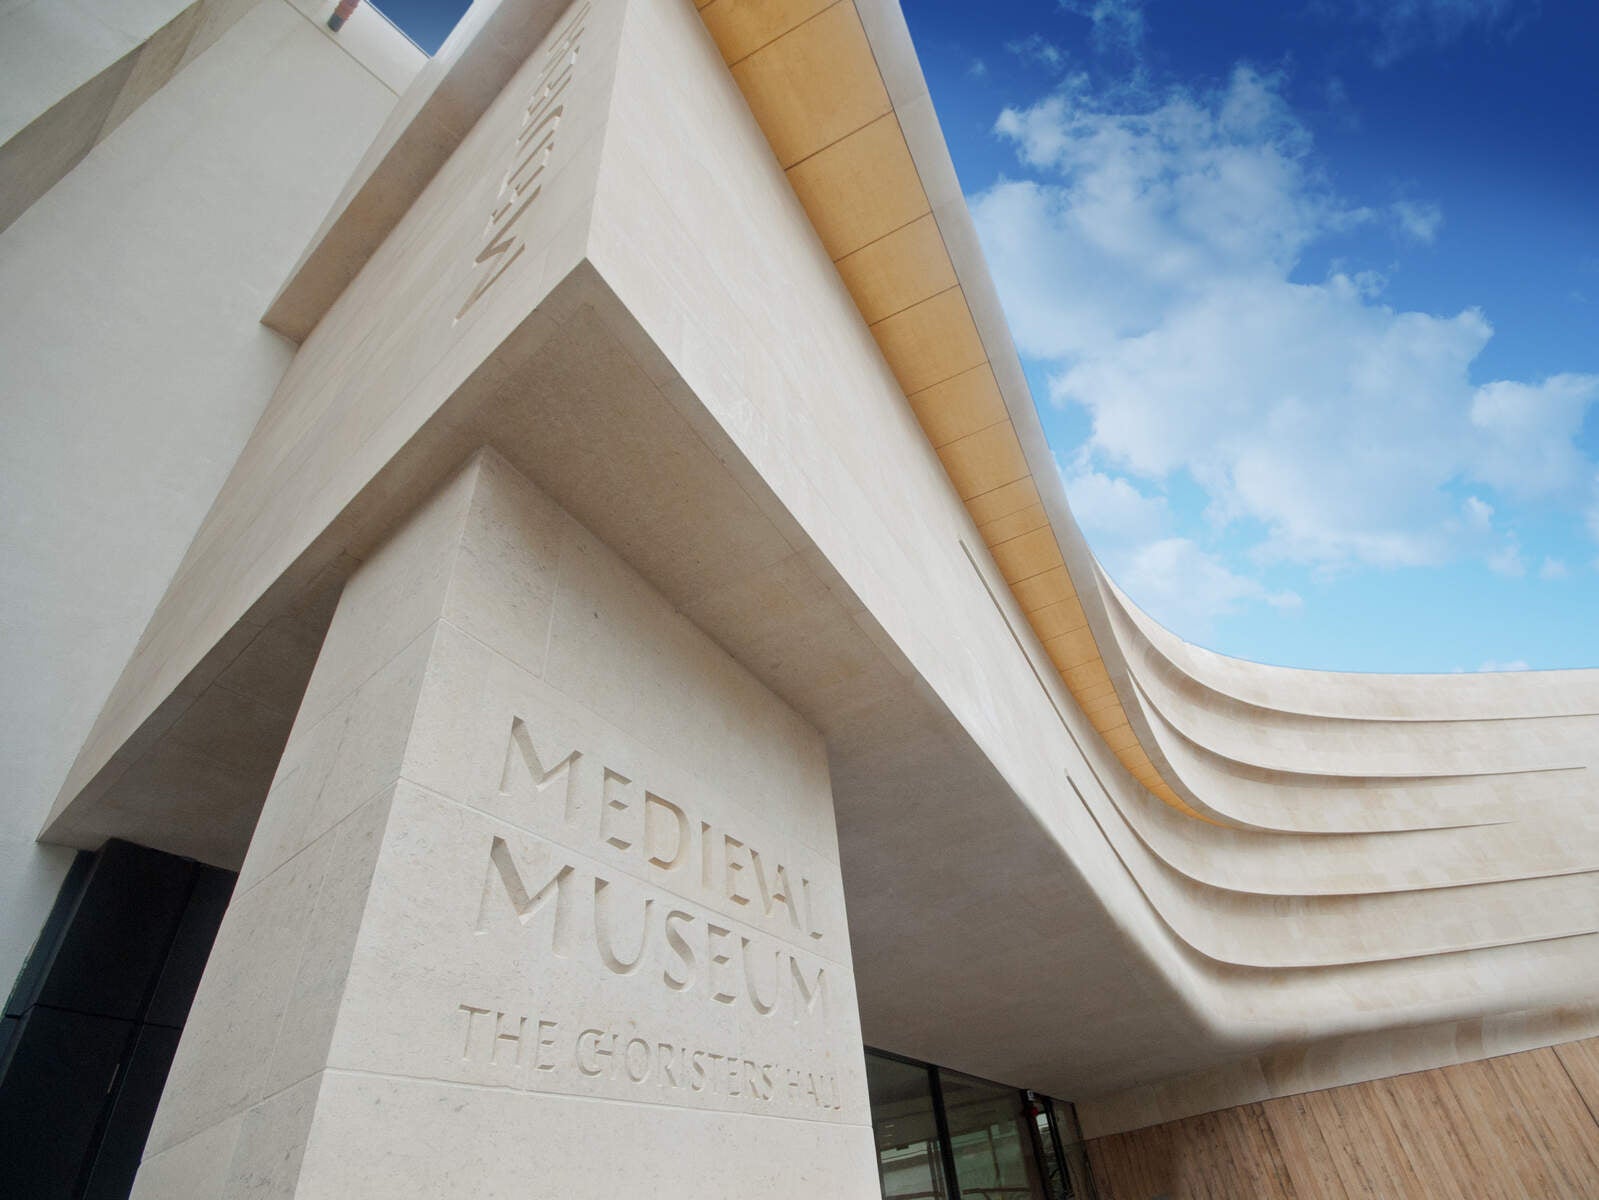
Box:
[1087,1038,1599,1199]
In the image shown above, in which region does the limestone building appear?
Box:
[2,0,1597,1195]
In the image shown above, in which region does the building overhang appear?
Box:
[42,0,1599,1128]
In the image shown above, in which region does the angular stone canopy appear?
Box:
[4,0,1598,1191]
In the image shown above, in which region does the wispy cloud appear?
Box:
[1392,198,1443,243]
[1477,658,1530,671]
[1061,0,1147,58]
[1114,536,1302,635]
[1319,0,1525,65]
[1487,539,1525,577]
[1005,34,1068,73]
[1060,457,1300,633]
[971,65,1599,627]
[1462,495,1494,532]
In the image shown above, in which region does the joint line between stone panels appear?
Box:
[938,414,1024,456]
[958,538,1083,758]
[960,534,1195,831]
[229,613,458,902]
[397,771,861,973]
[988,519,1063,554]
[209,674,301,720]
[253,812,349,1121]
[73,616,274,819]
[832,211,938,268]
[236,759,402,904]
[717,0,849,69]
[537,521,566,679]
[866,282,966,331]
[839,0,995,374]
[780,103,906,176]
[287,613,447,760]
[321,1065,874,1130]
[959,468,1037,507]
[1004,558,1071,588]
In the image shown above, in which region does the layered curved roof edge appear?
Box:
[691,1,1599,1121]
[254,0,1599,1126]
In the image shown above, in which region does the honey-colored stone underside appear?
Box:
[695,0,1200,818]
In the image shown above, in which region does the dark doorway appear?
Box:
[0,840,235,1199]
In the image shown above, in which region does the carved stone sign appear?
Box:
[335,620,867,1127]
[457,2,590,320]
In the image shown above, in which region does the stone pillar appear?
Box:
[131,450,879,1197]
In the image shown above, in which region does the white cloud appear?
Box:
[1113,537,1301,636]
[1539,557,1569,580]
[1326,0,1522,65]
[1062,0,1146,57]
[1006,35,1066,73]
[967,58,988,80]
[1062,461,1302,631]
[980,68,1353,361]
[1487,540,1525,577]
[1478,658,1530,672]
[1469,375,1598,499]
[972,67,1599,587]
[1061,460,1168,545]
[1392,198,1443,243]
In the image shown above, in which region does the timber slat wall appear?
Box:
[1087,1038,1599,1199]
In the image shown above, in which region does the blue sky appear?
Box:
[904,0,1599,673]
[377,0,1597,673]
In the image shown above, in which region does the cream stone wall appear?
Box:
[0,0,413,990]
[45,0,618,849]
[20,0,1599,1151]
[133,450,879,1196]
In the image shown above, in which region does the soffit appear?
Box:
[695,0,1203,819]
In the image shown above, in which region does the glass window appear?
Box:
[1024,1094,1070,1200]
[862,1050,1098,1200]
[867,1052,951,1200]
[939,1069,1048,1200]
[1043,1095,1097,1200]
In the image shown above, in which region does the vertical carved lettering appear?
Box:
[457,1003,491,1059]
[477,836,576,958]
[593,876,652,975]
[663,908,697,992]
[802,876,826,941]
[724,834,751,905]
[644,792,688,869]
[749,849,802,931]
[741,936,779,1016]
[576,1028,612,1076]
[600,768,635,850]
[456,1,590,320]
[499,717,580,820]
[790,958,828,1024]
[493,1011,527,1065]
[707,923,738,1005]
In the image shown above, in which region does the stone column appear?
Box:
[131,449,879,1197]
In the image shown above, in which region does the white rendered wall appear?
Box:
[0,0,194,144]
[0,0,411,995]
[0,0,419,145]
